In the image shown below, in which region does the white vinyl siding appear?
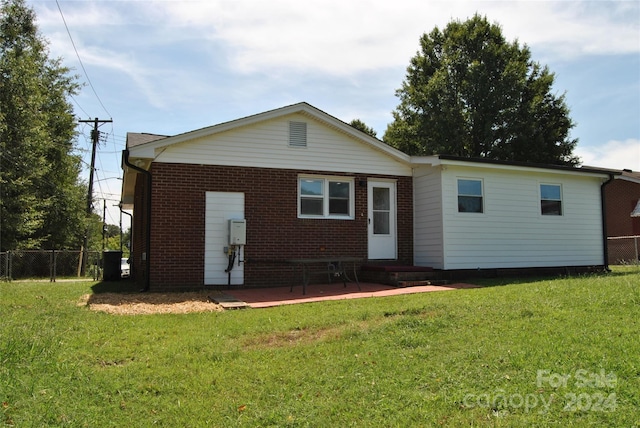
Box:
[438,165,604,269]
[154,113,411,177]
[413,166,445,269]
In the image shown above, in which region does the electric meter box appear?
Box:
[228,219,247,245]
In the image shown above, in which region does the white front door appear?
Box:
[367,181,397,260]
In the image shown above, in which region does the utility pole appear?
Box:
[78,117,112,276]
[102,199,107,252]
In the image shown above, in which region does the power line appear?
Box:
[78,117,112,273]
[69,94,90,118]
[55,0,112,119]
[51,3,124,227]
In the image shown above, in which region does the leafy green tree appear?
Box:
[86,212,103,251]
[384,14,579,165]
[0,0,85,250]
[103,223,120,239]
[349,119,378,138]
[104,226,130,256]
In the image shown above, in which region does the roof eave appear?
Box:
[431,155,619,177]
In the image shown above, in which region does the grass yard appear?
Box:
[1,268,639,427]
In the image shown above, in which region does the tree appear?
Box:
[0,0,85,250]
[103,223,120,239]
[384,14,579,165]
[349,119,378,138]
[105,226,130,256]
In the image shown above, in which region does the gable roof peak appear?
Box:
[127,102,410,163]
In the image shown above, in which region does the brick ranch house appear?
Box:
[121,103,618,290]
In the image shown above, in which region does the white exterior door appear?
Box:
[204,192,245,285]
[368,181,397,260]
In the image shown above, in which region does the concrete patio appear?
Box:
[221,281,478,308]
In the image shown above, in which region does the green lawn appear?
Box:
[2,268,639,427]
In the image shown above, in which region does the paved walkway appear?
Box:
[226,281,477,308]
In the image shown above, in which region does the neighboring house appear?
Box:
[603,170,640,264]
[121,103,616,290]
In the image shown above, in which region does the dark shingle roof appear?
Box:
[126,132,169,148]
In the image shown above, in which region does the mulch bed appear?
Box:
[79,291,224,315]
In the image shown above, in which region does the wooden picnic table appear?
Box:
[286,257,362,295]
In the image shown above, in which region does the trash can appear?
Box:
[103,250,123,281]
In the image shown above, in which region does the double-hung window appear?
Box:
[540,184,562,215]
[457,179,483,213]
[299,176,354,219]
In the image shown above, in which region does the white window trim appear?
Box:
[298,175,355,219]
[540,183,563,216]
[457,177,484,214]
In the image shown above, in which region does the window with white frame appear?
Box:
[457,178,483,213]
[299,176,354,218]
[540,184,562,215]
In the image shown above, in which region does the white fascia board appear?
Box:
[410,156,443,166]
[617,175,640,185]
[434,158,612,179]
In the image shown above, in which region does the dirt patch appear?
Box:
[241,318,392,349]
[242,327,343,349]
[80,291,224,315]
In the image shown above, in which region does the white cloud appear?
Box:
[36,0,631,77]
[27,1,639,186]
[577,139,640,171]
[152,0,639,75]
[31,0,639,111]
[491,2,639,58]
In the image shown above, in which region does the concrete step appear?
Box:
[397,279,450,287]
[209,294,250,309]
[359,265,438,287]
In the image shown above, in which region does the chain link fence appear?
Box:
[607,235,640,266]
[0,250,103,281]
[2,239,636,281]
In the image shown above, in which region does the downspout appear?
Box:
[119,203,132,262]
[123,149,151,291]
[119,208,132,253]
[600,173,616,272]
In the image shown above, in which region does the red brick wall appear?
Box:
[143,163,413,289]
[131,174,148,285]
[605,179,640,237]
[605,178,640,264]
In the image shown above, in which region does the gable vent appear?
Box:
[289,121,307,148]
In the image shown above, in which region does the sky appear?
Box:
[26,0,640,228]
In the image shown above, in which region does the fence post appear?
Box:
[93,252,100,281]
[635,236,639,263]
[7,250,11,281]
[50,250,57,282]
[0,252,5,281]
